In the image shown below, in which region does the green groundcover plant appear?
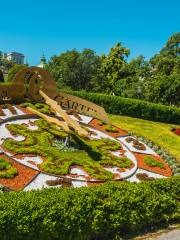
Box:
[20,102,52,115]
[144,156,164,169]
[0,176,179,240]
[0,157,17,179]
[3,119,132,180]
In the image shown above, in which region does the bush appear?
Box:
[7,64,27,82]
[65,91,180,124]
[0,176,179,240]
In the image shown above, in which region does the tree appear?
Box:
[161,32,180,57]
[7,64,27,82]
[113,55,150,98]
[45,33,180,106]
[0,58,14,71]
[143,32,180,105]
[0,69,4,82]
[46,49,102,91]
[143,73,180,106]
[100,42,130,94]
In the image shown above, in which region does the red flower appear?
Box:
[175,128,180,136]
[172,128,180,136]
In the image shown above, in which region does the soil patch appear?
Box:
[89,118,128,138]
[0,153,39,190]
[134,153,172,177]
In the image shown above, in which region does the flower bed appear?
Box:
[20,103,52,115]
[5,104,17,115]
[0,156,18,179]
[0,153,39,191]
[125,137,146,150]
[16,105,35,115]
[136,173,154,181]
[89,118,128,137]
[135,153,172,177]
[171,128,180,136]
[2,120,133,180]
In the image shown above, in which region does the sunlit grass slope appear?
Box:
[110,114,180,162]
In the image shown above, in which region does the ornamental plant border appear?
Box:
[64,91,180,124]
[0,176,179,240]
[0,108,137,181]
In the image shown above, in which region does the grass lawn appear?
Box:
[110,114,180,162]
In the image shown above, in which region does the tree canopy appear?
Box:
[0,69,4,82]
[46,49,101,91]
[46,32,180,106]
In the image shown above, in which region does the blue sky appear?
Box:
[0,0,179,65]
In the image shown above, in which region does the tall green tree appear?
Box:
[0,58,14,72]
[100,42,130,94]
[46,49,101,91]
[46,32,180,106]
[143,32,180,105]
[161,32,180,57]
[114,55,150,98]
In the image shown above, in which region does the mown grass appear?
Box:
[110,114,180,162]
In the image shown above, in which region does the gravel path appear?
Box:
[155,229,180,240]
[134,228,180,240]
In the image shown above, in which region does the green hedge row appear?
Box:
[65,91,180,124]
[0,177,180,240]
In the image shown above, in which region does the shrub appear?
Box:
[64,91,180,124]
[0,176,179,240]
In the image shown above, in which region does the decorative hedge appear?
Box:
[0,176,179,240]
[65,91,180,124]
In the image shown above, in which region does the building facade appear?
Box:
[6,52,24,65]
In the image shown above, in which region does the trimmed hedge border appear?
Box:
[0,176,180,240]
[64,91,180,124]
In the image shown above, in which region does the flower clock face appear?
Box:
[0,104,172,191]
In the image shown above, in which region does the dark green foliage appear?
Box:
[0,56,14,73]
[0,69,4,82]
[144,156,164,169]
[46,33,180,106]
[0,176,179,240]
[7,64,27,82]
[67,91,180,124]
[0,157,18,179]
[45,48,102,91]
